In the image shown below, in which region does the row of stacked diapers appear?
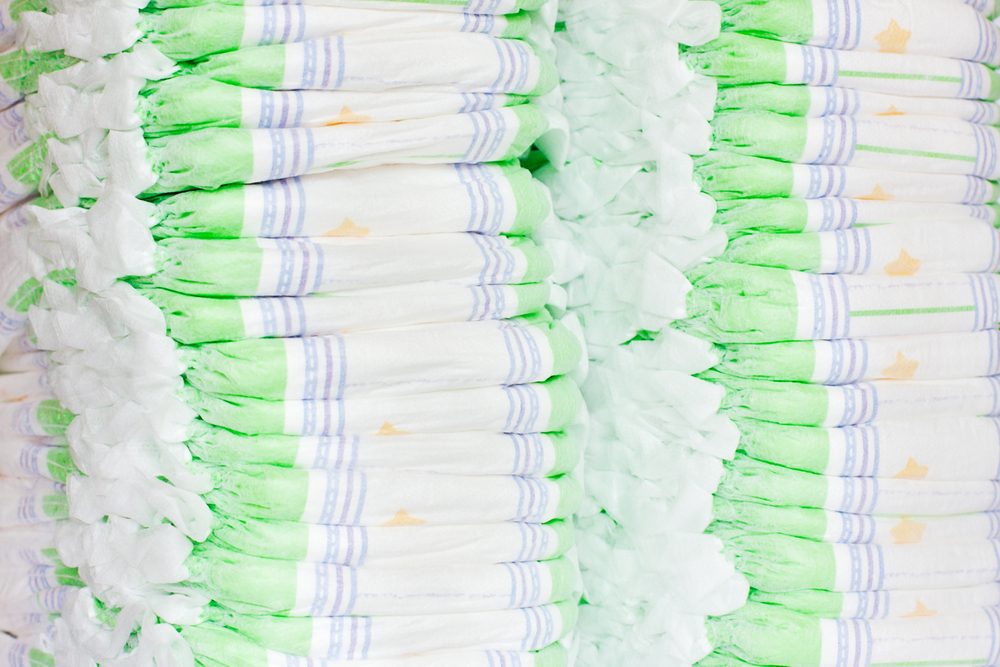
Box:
[677,0,1000,664]
[0,35,82,663]
[542,0,1000,665]
[0,0,586,664]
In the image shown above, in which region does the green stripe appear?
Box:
[839,70,962,83]
[856,143,977,163]
[851,305,975,317]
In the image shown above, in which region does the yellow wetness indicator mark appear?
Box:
[383,509,427,526]
[858,184,893,201]
[884,249,921,276]
[894,457,930,480]
[876,105,906,117]
[890,517,927,544]
[325,106,374,125]
[875,19,913,53]
[881,351,919,379]
[902,600,937,617]
[325,218,371,237]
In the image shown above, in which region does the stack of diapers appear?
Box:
[545,0,1000,665]
[678,0,1000,664]
[0,34,83,665]
[0,0,586,664]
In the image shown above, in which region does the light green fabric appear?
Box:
[683,33,787,87]
[678,262,798,343]
[715,341,818,383]
[145,128,254,195]
[712,528,837,591]
[694,151,793,200]
[712,111,807,163]
[0,49,77,101]
[706,370,829,426]
[717,456,829,509]
[712,497,829,541]
[716,0,813,44]
[716,83,812,116]
[139,77,246,136]
[706,603,820,667]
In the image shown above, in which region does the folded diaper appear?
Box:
[0,399,73,438]
[148,0,548,14]
[751,582,1000,619]
[716,84,1000,124]
[719,456,1000,515]
[709,604,1000,667]
[696,150,999,203]
[204,603,576,658]
[204,465,580,524]
[713,112,1000,178]
[147,281,554,344]
[187,422,581,476]
[0,439,70,482]
[141,78,525,133]
[686,33,1000,99]
[146,233,551,296]
[186,33,555,95]
[718,0,1000,64]
[715,198,997,236]
[717,330,1000,383]
[682,262,1000,343]
[722,221,1000,275]
[183,318,580,399]
[720,531,1000,592]
[712,371,1000,426]
[190,376,582,435]
[735,415,1000,480]
[714,497,1000,544]
[185,545,579,615]
[0,478,66,526]
[209,515,573,564]
[144,106,548,194]
[140,4,530,61]
[152,163,548,239]
[183,623,567,667]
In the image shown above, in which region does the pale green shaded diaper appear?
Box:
[144,235,551,297]
[678,262,798,344]
[181,317,580,399]
[187,421,582,476]
[183,623,568,667]
[202,462,581,524]
[706,604,820,667]
[189,375,581,436]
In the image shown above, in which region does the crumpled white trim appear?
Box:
[27,45,176,140]
[542,0,749,664]
[25,191,156,291]
[17,0,146,61]
[54,589,196,667]
[20,12,198,658]
[42,129,155,207]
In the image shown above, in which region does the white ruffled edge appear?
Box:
[19,24,202,667]
[539,0,749,664]
[16,0,147,61]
